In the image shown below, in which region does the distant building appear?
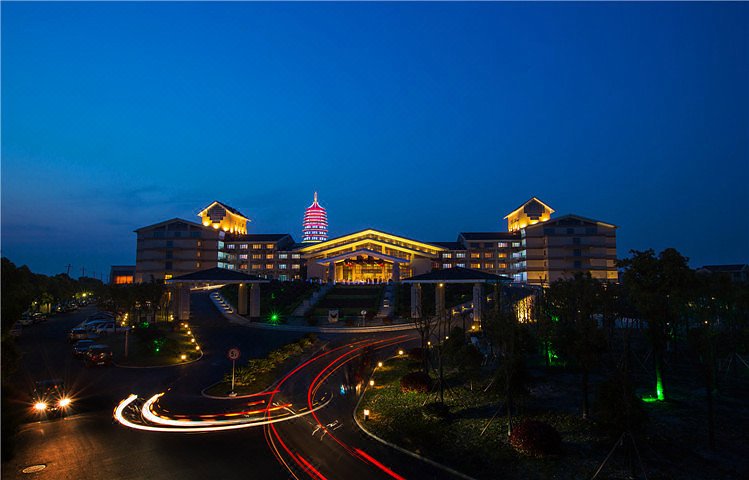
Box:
[302,192,328,243]
[697,264,749,283]
[128,196,618,286]
[109,265,135,285]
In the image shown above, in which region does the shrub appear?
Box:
[509,420,562,456]
[400,371,432,393]
[594,372,647,434]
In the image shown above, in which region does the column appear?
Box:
[435,283,445,320]
[178,284,191,321]
[410,283,422,319]
[328,262,335,284]
[472,283,483,326]
[238,283,248,315]
[250,283,261,319]
[392,262,400,283]
[171,285,180,320]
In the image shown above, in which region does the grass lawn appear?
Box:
[97,324,201,367]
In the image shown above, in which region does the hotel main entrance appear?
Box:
[335,255,411,283]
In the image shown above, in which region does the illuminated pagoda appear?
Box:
[302,192,328,243]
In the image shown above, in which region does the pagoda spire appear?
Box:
[302,191,328,243]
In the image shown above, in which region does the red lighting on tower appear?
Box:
[302,192,328,243]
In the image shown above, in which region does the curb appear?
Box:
[352,364,477,480]
[114,350,204,369]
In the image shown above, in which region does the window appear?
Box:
[457,263,465,268]
[239,254,248,259]
[196,262,201,268]
[442,253,452,259]
[470,263,481,269]
[573,237,581,245]
[278,253,288,259]
[174,231,182,237]
[498,242,508,248]
[240,244,248,249]
[240,264,247,269]
[512,242,521,247]
[484,242,494,248]
[292,253,301,259]
[292,264,300,270]
[456,252,466,258]
[442,263,452,268]
[266,264,274,270]
[470,243,481,249]
[114,275,133,284]
[574,249,581,257]
[585,227,597,235]
[164,274,173,280]
[252,264,261,270]
[484,252,493,258]
[498,252,507,258]
[197,251,201,258]
[266,244,274,249]
[470,252,481,259]
[197,241,202,247]
[166,240,173,247]
[165,261,172,270]
[252,244,262,249]
[166,251,173,259]
[190,231,201,238]
[279,264,287,269]
[567,228,574,235]
[484,263,493,269]
[279,275,289,281]
[227,244,236,249]
[574,260,582,269]
[153,231,165,238]
[544,228,554,235]
[499,263,507,269]
[266,254,274,259]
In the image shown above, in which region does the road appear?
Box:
[2,293,463,480]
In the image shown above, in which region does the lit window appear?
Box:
[252,244,262,249]
[279,264,287,269]
[498,242,508,248]
[512,242,521,247]
[470,263,481,269]
[240,264,247,269]
[292,264,300,270]
[252,254,261,259]
[252,264,261,270]
[499,263,507,268]
[278,254,288,259]
[442,263,452,268]
[484,263,493,269]
[196,262,201,268]
[164,274,173,280]
[266,254,273,259]
[292,253,301,259]
[240,244,248,249]
[457,263,465,268]
[227,244,236,249]
[114,275,133,284]
[456,253,466,258]
[266,264,274,270]
[266,244,274,249]
[484,252,493,258]
[239,254,248,259]
[470,252,480,259]
[442,253,452,259]
[498,253,506,258]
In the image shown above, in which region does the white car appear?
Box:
[94,322,131,335]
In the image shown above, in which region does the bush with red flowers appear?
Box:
[509,420,562,456]
[400,371,433,393]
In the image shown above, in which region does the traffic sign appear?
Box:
[227,348,241,361]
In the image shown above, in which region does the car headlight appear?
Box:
[34,402,47,411]
[58,398,71,408]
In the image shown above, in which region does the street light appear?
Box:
[369,379,375,387]
[363,409,370,421]
[377,361,383,368]
[180,354,187,361]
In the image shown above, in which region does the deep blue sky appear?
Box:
[2,2,748,278]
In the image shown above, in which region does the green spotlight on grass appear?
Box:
[269,312,280,325]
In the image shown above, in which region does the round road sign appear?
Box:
[227,348,241,361]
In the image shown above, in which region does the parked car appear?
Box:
[85,345,113,367]
[68,328,90,342]
[32,312,47,323]
[19,314,34,326]
[94,322,130,335]
[72,339,96,357]
[81,320,110,332]
[31,379,72,416]
[87,312,115,322]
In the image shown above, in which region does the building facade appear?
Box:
[130,196,618,286]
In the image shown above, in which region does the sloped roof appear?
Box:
[430,241,463,250]
[198,201,248,220]
[459,232,518,241]
[134,218,204,232]
[403,267,510,284]
[526,213,616,229]
[503,197,555,220]
[167,267,269,283]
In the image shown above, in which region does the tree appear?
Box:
[619,248,694,401]
[546,273,607,419]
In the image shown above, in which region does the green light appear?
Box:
[641,396,659,403]
[656,375,665,401]
[269,312,280,325]
[551,315,559,323]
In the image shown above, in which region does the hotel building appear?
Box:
[129,196,617,286]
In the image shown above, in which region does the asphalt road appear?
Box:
[2,293,463,480]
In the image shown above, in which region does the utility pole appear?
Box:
[65,264,72,276]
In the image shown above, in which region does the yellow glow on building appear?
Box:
[114,275,134,285]
[297,229,445,256]
[504,197,554,232]
[198,201,249,235]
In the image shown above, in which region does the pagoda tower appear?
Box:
[302,192,328,243]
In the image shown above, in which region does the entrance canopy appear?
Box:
[403,267,511,284]
[314,248,411,266]
[166,267,269,285]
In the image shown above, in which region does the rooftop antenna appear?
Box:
[65,264,72,276]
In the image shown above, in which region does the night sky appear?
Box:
[2,2,747,278]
